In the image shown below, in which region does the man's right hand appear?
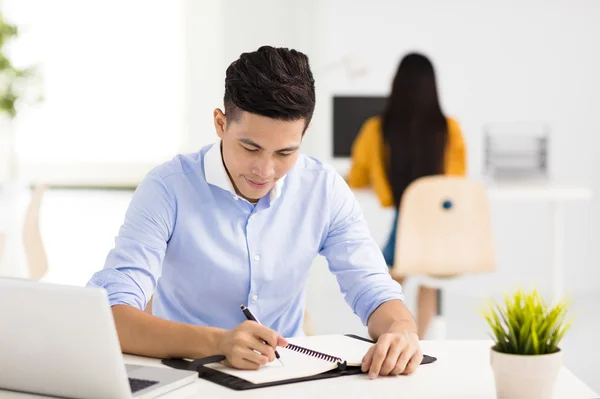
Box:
[217,320,288,370]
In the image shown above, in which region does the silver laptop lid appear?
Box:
[0,278,132,399]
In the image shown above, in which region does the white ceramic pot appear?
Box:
[490,347,563,399]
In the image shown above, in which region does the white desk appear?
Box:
[0,341,595,399]
[486,183,592,299]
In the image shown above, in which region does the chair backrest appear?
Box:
[23,185,49,281]
[390,176,496,278]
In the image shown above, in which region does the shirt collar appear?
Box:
[203,141,286,203]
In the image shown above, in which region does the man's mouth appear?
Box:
[244,177,271,188]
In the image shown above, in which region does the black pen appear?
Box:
[240,305,284,366]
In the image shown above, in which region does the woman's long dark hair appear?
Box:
[382,53,447,207]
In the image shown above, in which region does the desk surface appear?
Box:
[0,340,595,399]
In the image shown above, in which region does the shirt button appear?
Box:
[254,254,260,261]
[252,294,258,301]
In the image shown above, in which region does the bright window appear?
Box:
[4,0,184,184]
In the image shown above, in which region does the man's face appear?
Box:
[213,109,305,202]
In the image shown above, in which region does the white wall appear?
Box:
[182,0,225,152]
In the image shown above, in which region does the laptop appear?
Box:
[0,278,198,399]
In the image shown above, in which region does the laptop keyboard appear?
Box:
[129,377,159,393]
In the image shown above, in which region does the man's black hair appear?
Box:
[224,45,316,127]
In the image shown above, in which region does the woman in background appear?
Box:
[347,53,466,338]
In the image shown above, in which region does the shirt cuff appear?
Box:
[353,284,405,326]
[87,269,148,310]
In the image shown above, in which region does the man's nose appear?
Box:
[251,156,274,178]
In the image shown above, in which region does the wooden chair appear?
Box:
[23,185,49,281]
[390,176,496,338]
[0,184,48,280]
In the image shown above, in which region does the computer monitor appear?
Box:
[332,95,387,157]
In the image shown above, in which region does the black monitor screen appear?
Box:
[332,95,387,157]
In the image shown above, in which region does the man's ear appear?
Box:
[213,108,227,139]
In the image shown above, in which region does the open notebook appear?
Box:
[162,334,437,390]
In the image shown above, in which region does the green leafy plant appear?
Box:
[0,12,38,119]
[480,288,572,355]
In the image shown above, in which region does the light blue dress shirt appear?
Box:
[87,142,404,337]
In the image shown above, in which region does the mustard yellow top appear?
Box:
[347,116,467,207]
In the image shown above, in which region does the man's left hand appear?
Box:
[361,330,422,379]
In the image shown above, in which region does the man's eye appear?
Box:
[278,152,293,157]
[243,147,258,153]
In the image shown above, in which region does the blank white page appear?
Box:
[204,343,338,384]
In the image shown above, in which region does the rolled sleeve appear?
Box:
[87,171,175,310]
[319,173,404,325]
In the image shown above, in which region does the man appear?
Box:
[88,46,423,379]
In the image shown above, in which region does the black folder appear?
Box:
[161,334,437,391]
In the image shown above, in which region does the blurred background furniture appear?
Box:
[23,185,49,280]
[483,122,550,183]
[0,184,48,281]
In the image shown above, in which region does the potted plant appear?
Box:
[480,288,572,399]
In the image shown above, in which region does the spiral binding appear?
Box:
[284,343,343,363]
